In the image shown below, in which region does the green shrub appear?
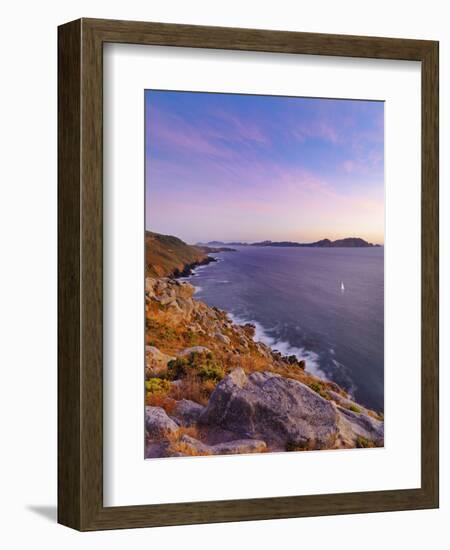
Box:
[308,381,321,392]
[347,404,361,414]
[167,351,223,382]
[145,378,171,395]
[198,364,225,382]
[307,381,330,399]
[167,357,190,379]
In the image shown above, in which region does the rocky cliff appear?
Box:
[145,277,384,458]
[145,231,214,278]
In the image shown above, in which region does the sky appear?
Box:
[145,90,384,244]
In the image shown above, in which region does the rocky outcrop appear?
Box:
[173,399,205,426]
[178,435,212,455]
[178,434,267,456]
[336,406,384,447]
[146,230,215,278]
[215,332,231,345]
[145,406,179,438]
[200,368,339,449]
[145,346,174,376]
[145,271,384,457]
[199,369,383,450]
[212,439,267,455]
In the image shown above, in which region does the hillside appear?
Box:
[145,278,384,458]
[145,231,213,278]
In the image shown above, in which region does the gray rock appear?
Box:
[145,406,179,439]
[154,278,169,292]
[179,346,211,356]
[158,293,176,306]
[178,435,266,456]
[145,440,169,459]
[177,282,195,299]
[176,297,195,316]
[211,439,267,455]
[337,406,384,446]
[200,368,339,449]
[215,332,231,345]
[145,346,174,374]
[173,399,205,426]
[145,277,157,296]
[328,390,365,411]
[179,434,211,455]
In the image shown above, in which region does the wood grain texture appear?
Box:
[58,18,439,531]
[420,41,439,506]
[57,19,82,529]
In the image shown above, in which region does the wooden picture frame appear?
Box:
[58,18,439,531]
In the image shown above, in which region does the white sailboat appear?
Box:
[340,281,345,292]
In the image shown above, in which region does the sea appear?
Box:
[182,246,384,413]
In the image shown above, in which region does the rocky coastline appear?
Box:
[145,270,384,458]
[173,255,217,278]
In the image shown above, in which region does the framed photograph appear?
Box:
[58,18,439,530]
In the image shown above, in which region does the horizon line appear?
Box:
[195,238,385,246]
[145,229,384,246]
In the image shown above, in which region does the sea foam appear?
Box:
[227,312,325,379]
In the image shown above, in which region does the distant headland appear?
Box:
[145,230,382,280]
[197,237,382,248]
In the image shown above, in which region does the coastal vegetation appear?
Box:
[145,231,213,278]
[145,231,384,458]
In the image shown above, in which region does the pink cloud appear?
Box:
[341,147,383,175]
[293,119,340,144]
[147,105,271,161]
[148,108,232,158]
[212,109,269,145]
[341,160,358,173]
[155,123,227,157]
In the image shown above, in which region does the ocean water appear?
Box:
[185,246,384,412]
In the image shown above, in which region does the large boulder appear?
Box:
[158,292,177,306]
[176,282,195,299]
[175,297,195,317]
[179,435,267,456]
[328,390,370,413]
[336,407,384,447]
[200,368,339,449]
[326,392,384,447]
[145,406,179,439]
[145,346,174,375]
[179,434,212,455]
[212,439,267,455]
[215,332,231,345]
[173,399,205,426]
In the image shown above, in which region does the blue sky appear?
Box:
[145,90,384,244]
